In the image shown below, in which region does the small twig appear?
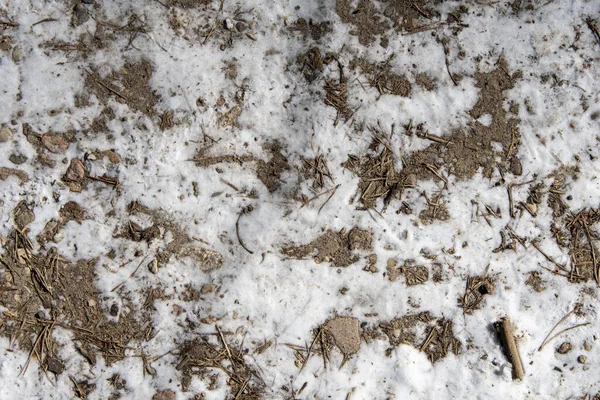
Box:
[236,206,254,254]
[496,317,524,380]
[586,18,600,48]
[538,305,586,351]
[318,184,340,214]
[32,18,57,27]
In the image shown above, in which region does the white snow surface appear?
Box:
[0,0,599,399]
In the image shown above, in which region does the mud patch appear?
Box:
[282,227,373,267]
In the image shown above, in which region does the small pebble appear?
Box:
[557,342,573,354]
[577,355,586,364]
[0,127,13,142]
[81,0,94,4]
[12,45,23,62]
[235,21,247,32]
[9,153,28,165]
[148,259,159,274]
[246,32,257,41]
[201,283,216,294]
[224,18,234,30]
[152,389,176,400]
[583,341,592,351]
[109,303,119,316]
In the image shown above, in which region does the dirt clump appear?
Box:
[256,141,289,192]
[282,227,373,267]
[335,0,388,45]
[380,312,461,363]
[351,56,412,97]
[85,60,158,117]
[0,167,29,183]
[400,263,429,286]
[169,0,212,9]
[458,275,495,314]
[176,336,264,397]
[525,271,546,292]
[324,316,361,356]
[289,18,332,41]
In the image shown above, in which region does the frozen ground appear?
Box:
[1,0,600,399]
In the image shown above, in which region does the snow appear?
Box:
[1,0,600,399]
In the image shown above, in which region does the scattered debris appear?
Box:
[282,227,373,267]
[458,274,495,314]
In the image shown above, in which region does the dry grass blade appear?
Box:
[538,304,587,351]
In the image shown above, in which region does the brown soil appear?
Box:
[323,316,361,356]
[256,141,289,193]
[282,227,373,267]
[176,336,264,397]
[289,18,332,41]
[85,60,158,117]
[525,271,546,292]
[379,312,461,363]
[351,57,412,97]
[335,0,388,45]
[0,229,150,374]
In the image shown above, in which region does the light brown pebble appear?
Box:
[557,342,573,354]
[0,127,13,142]
[12,45,22,62]
[577,355,587,364]
[201,283,216,294]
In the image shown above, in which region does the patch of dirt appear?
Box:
[415,72,436,91]
[256,141,289,192]
[346,59,522,213]
[169,0,212,9]
[400,263,429,286]
[323,316,361,356]
[176,336,264,398]
[0,229,151,381]
[12,200,35,230]
[405,58,522,180]
[351,56,412,97]
[343,129,402,210]
[0,167,29,183]
[289,18,332,41]
[380,312,461,363]
[37,201,87,247]
[282,227,373,267]
[85,60,158,117]
[525,271,546,292]
[335,0,388,45]
[297,47,323,82]
[457,275,495,314]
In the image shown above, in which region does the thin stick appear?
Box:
[582,221,599,286]
[318,185,340,214]
[497,317,524,380]
[236,210,254,254]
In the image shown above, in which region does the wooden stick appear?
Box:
[497,317,524,380]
